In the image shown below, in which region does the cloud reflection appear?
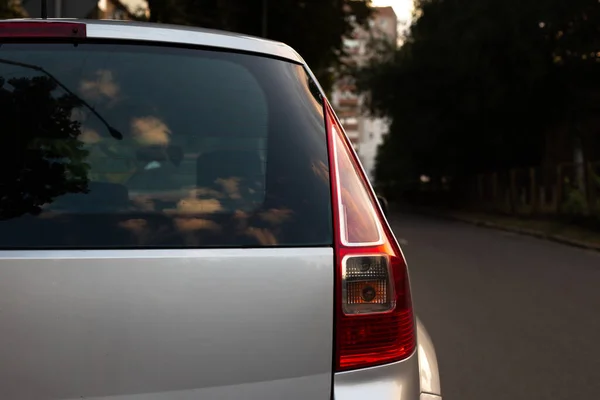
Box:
[259,208,293,224]
[174,217,221,232]
[80,70,120,101]
[215,177,241,200]
[245,227,278,246]
[131,116,172,146]
[312,160,330,184]
[176,198,223,214]
[80,128,101,144]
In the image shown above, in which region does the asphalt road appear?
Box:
[389,212,600,400]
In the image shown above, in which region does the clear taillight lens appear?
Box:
[342,255,394,315]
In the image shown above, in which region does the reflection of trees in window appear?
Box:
[0,75,90,220]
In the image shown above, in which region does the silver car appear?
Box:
[0,19,441,400]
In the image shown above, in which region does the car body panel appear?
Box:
[57,375,330,400]
[0,248,333,399]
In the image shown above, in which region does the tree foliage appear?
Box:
[357,0,600,188]
[0,75,90,219]
[0,0,25,18]
[144,0,373,91]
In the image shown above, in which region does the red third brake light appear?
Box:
[325,100,415,372]
[0,22,86,39]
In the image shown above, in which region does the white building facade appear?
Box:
[359,116,391,182]
[331,6,398,182]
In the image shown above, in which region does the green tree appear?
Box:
[0,75,90,219]
[0,0,25,18]
[359,0,600,191]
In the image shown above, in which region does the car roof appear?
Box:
[4,19,306,64]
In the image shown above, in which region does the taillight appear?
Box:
[0,22,86,38]
[325,101,415,372]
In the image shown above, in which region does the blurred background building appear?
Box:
[331,6,398,181]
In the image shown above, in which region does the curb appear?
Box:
[419,209,600,252]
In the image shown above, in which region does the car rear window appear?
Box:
[0,42,332,249]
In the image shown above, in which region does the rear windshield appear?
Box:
[0,42,332,249]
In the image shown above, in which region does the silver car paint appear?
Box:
[417,318,442,395]
[84,19,304,64]
[334,352,420,400]
[0,248,333,399]
[1,19,441,399]
[420,394,443,400]
[59,375,330,400]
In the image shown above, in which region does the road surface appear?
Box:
[389,212,600,400]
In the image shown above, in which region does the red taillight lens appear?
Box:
[325,102,415,372]
[0,22,86,38]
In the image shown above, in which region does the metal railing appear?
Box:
[473,161,600,218]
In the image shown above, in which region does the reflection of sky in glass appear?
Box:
[79,70,119,102]
[0,43,332,249]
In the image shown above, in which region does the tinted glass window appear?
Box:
[0,43,331,249]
